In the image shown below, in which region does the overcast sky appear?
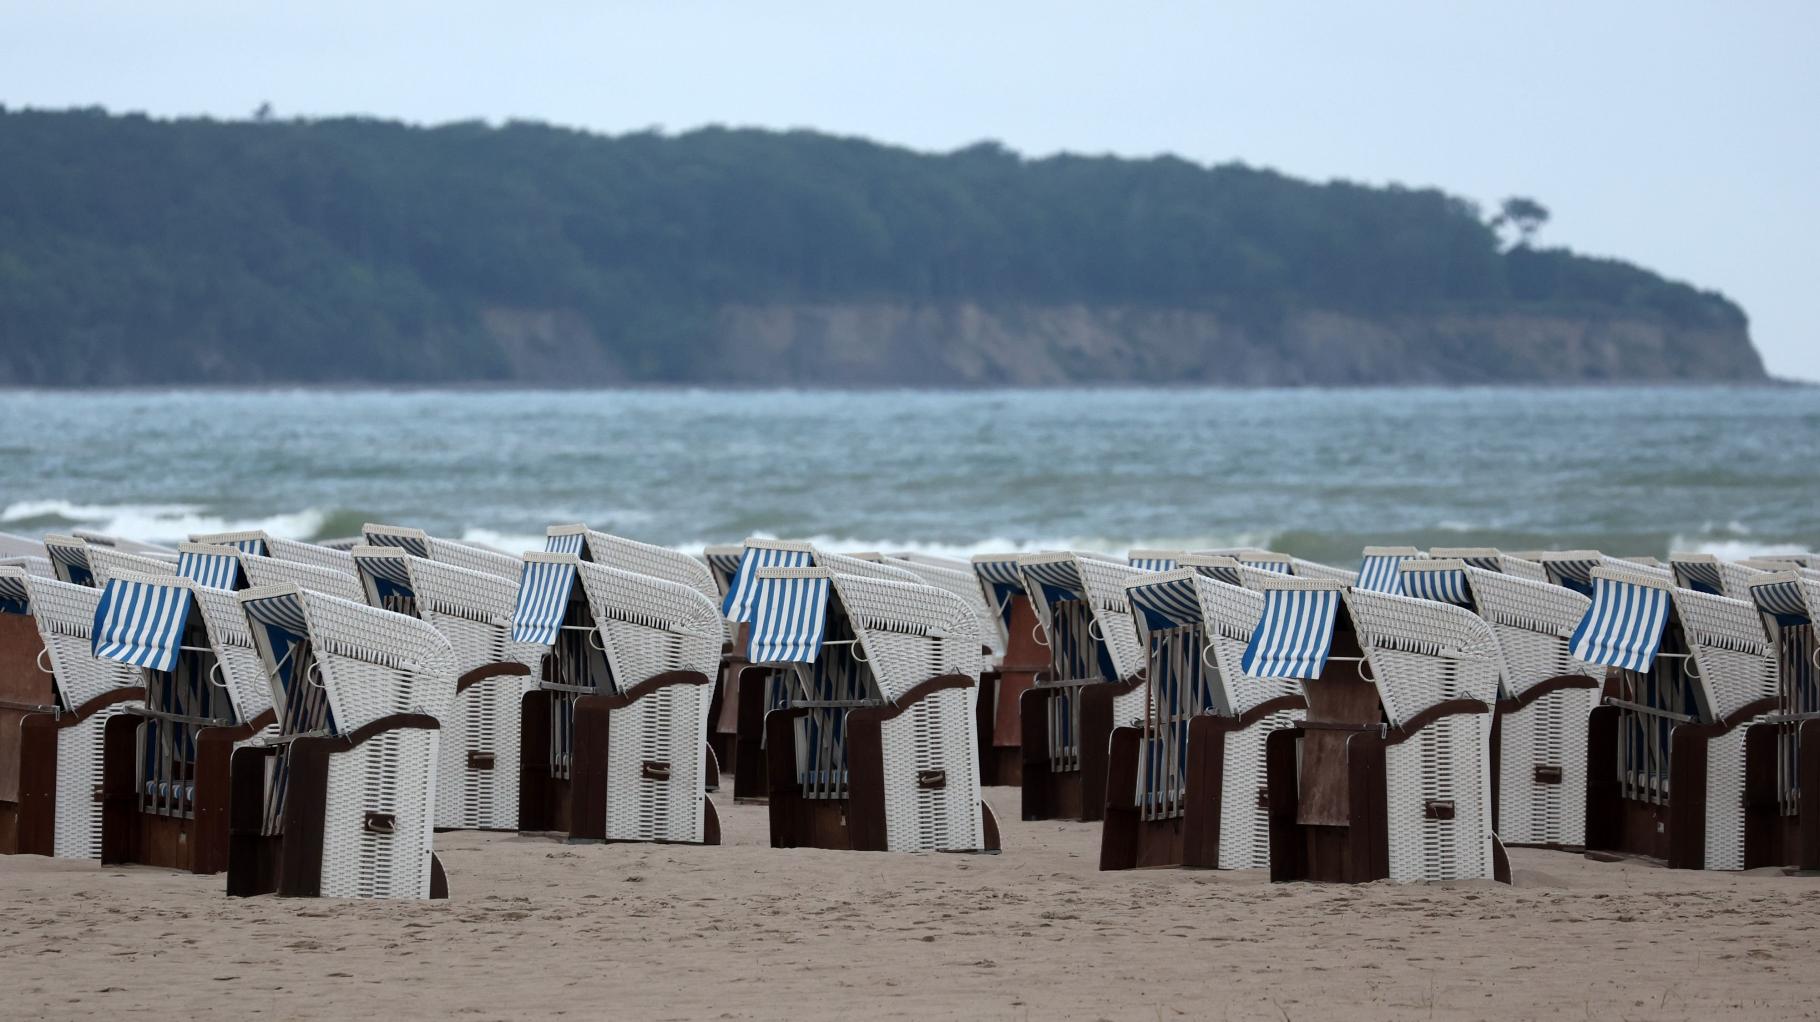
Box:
[5,1,1815,379]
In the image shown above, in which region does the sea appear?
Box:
[1,386,1815,565]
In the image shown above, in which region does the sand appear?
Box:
[2,786,1817,1021]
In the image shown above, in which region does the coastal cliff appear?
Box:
[0,109,1768,386]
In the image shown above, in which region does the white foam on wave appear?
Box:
[1,499,327,545]
[1672,537,1815,561]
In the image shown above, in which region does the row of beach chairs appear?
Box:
[2,527,1815,900]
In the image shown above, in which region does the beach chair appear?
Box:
[745,564,997,851]
[0,567,144,858]
[1574,567,1779,869]
[542,525,728,787]
[1401,558,1601,848]
[189,530,356,575]
[80,561,278,874]
[1259,577,1508,883]
[722,540,922,800]
[1016,552,1151,822]
[1742,571,1820,869]
[508,553,721,844]
[352,546,543,831]
[1101,568,1305,870]
[362,523,523,579]
[1532,550,1671,595]
[226,584,456,899]
[969,554,1048,786]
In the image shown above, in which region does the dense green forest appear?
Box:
[0,107,1761,385]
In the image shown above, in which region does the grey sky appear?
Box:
[5,1,1815,378]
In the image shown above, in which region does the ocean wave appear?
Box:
[0,499,328,545]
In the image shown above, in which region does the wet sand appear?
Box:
[2,786,1817,1020]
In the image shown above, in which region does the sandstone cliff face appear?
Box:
[695,303,1767,385]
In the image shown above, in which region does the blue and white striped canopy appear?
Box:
[91,577,194,673]
[1182,558,1245,586]
[1670,557,1725,596]
[177,547,244,591]
[1399,564,1474,607]
[723,545,815,621]
[355,549,415,588]
[45,538,93,586]
[1540,555,1604,596]
[1128,556,1177,572]
[1749,575,1812,626]
[1432,549,1505,571]
[196,533,268,556]
[545,529,587,556]
[1243,557,1291,575]
[1127,574,1204,631]
[0,571,31,616]
[972,557,1026,626]
[511,558,578,646]
[704,549,744,577]
[242,590,312,636]
[1569,574,1673,674]
[1021,558,1086,605]
[1356,550,1417,594]
[1241,585,1341,679]
[363,527,429,558]
[747,572,832,663]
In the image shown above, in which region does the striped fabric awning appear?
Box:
[177,546,245,591]
[1399,562,1474,607]
[544,527,587,556]
[511,557,578,647]
[1431,547,1505,571]
[1180,555,1245,587]
[91,577,195,672]
[1669,555,1726,595]
[363,525,430,558]
[1126,572,1204,631]
[1241,553,1291,574]
[1569,571,1673,674]
[972,555,1026,626]
[45,536,93,586]
[1241,584,1341,679]
[723,544,815,621]
[354,548,415,588]
[193,532,269,556]
[1356,547,1420,594]
[241,589,312,636]
[0,568,31,616]
[1537,551,1612,596]
[1748,573,1813,625]
[747,570,832,663]
[1127,551,1179,572]
[1020,557,1086,604]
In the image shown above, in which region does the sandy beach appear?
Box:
[0,785,1815,1020]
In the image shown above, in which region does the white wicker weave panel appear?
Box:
[25,575,142,709]
[830,575,981,701]
[303,592,458,727]
[574,560,723,692]
[241,555,367,602]
[434,672,530,830]
[1495,685,1596,846]
[583,531,719,604]
[266,537,357,574]
[1702,729,1751,870]
[877,686,985,851]
[321,728,439,899]
[85,546,178,584]
[52,708,121,859]
[1216,709,1300,869]
[425,536,522,580]
[1383,713,1495,881]
[1076,557,1150,679]
[1671,588,1776,720]
[602,682,712,842]
[1345,589,1501,724]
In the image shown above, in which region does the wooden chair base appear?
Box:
[1742,718,1820,871]
[732,665,776,802]
[1019,679,1136,822]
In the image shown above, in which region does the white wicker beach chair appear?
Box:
[744,565,996,851]
[1254,576,1507,883]
[352,546,543,831]
[1400,558,1600,848]
[883,555,996,653]
[507,552,721,843]
[1743,571,1820,869]
[0,566,144,859]
[79,566,278,873]
[363,523,523,580]
[227,585,456,899]
[1572,566,1778,869]
[1015,552,1151,821]
[718,540,922,800]
[190,530,356,575]
[1102,568,1304,870]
